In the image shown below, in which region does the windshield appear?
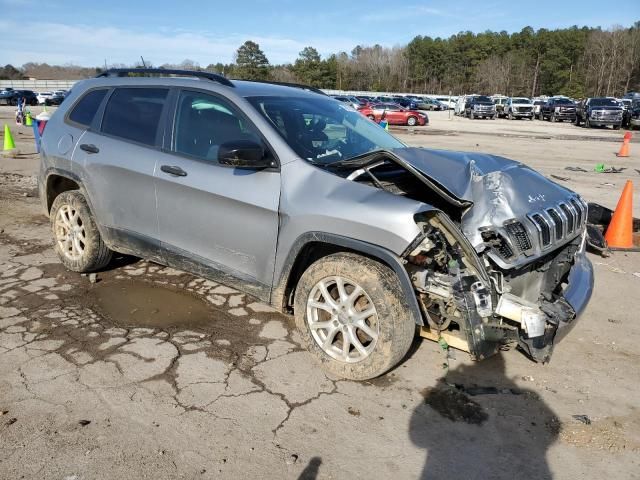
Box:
[247,96,405,164]
[590,98,619,106]
[554,98,574,104]
[474,96,492,102]
[512,98,531,104]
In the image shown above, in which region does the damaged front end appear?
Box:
[339,147,594,363]
[406,211,592,363]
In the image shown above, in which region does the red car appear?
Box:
[359,102,428,126]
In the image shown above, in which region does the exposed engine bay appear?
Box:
[329,147,591,362]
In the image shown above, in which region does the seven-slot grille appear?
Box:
[528,196,587,248]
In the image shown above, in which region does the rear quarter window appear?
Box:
[68,89,108,126]
[101,88,169,146]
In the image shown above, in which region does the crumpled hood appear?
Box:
[391,147,577,248]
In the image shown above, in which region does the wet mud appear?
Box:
[88,280,216,329]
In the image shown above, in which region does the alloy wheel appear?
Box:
[306,276,379,363]
[54,204,86,261]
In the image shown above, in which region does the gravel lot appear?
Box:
[1,106,639,479]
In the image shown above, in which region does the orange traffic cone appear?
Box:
[616,133,631,157]
[604,180,634,249]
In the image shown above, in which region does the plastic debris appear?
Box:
[572,414,592,425]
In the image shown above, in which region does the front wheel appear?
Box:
[294,253,415,380]
[50,190,113,272]
[407,116,418,126]
[367,114,375,121]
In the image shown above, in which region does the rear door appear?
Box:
[154,89,280,291]
[78,87,169,250]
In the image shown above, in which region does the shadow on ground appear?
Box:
[410,355,559,480]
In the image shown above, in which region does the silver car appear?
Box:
[38,69,593,380]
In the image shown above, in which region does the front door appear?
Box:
[154,89,280,295]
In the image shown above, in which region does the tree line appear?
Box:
[2,23,638,97]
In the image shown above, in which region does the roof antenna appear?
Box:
[140,56,147,68]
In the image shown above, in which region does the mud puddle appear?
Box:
[88,280,217,329]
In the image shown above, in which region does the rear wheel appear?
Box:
[294,253,415,380]
[367,114,375,121]
[50,191,113,272]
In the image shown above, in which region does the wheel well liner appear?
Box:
[272,232,424,326]
[45,173,80,213]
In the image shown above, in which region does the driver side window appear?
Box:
[173,91,261,162]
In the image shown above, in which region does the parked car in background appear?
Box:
[359,102,428,126]
[39,68,593,379]
[393,97,420,110]
[45,91,67,106]
[332,95,363,110]
[454,95,469,115]
[629,99,640,130]
[465,95,496,119]
[505,97,534,120]
[532,99,545,117]
[37,91,54,104]
[416,97,445,111]
[435,96,457,109]
[575,97,623,129]
[0,89,39,106]
[492,95,509,118]
[539,97,576,122]
[619,98,632,128]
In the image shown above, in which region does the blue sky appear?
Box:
[1,0,638,67]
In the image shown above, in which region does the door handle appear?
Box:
[160,165,188,177]
[79,143,99,154]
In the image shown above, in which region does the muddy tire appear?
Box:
[50,190,112,273]
[294,252,415,380]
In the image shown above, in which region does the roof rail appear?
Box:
[238,79,327,96]
[95,68,234,88]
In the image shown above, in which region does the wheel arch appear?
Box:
[271,232,424,326]
[44,170,83,214]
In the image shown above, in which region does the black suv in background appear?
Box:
[539,97,576,122]
[465,95,496,119]
[0,89,39,106]
[575,97,623,129]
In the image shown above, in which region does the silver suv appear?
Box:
[39,69,593,380]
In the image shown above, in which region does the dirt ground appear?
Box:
[1,105,639,480]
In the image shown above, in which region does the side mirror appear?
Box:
[218,139,273,169]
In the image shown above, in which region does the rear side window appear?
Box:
[68,89,107,126]
[101,88,168,146]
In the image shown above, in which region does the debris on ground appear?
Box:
[572,415,592,425]
[551,174,570,181]
[565,166,587,172]
[594,164,626,173]
[286,454,299,465]
[89,273,98,284]
[78,419,91,426]
[421,386,488,424]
